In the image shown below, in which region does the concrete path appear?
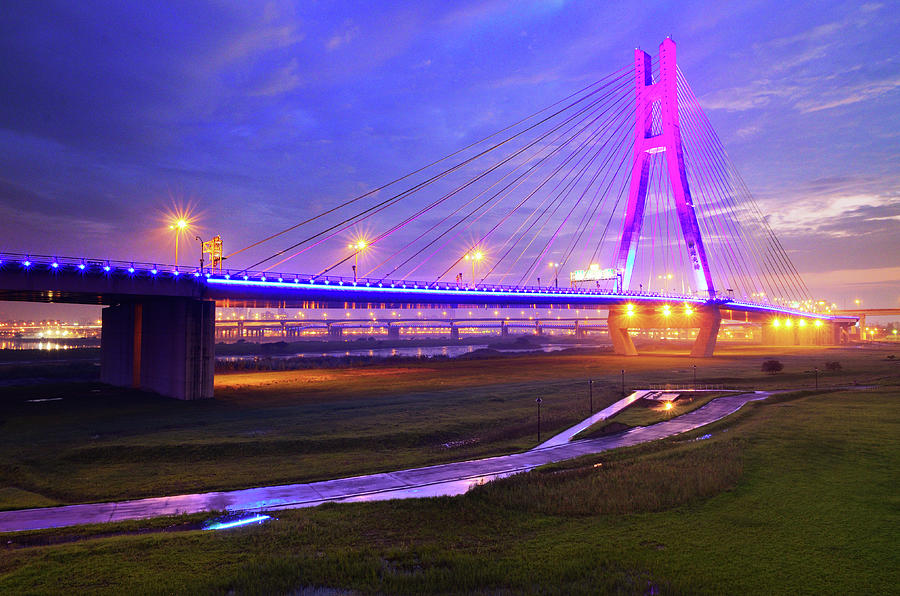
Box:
[0,391,771,533]
[536,390,654,448]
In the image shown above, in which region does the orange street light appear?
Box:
[169,218,190,267]
[464,250,484,287]
[348,239,369,281]
[548,261,560,288]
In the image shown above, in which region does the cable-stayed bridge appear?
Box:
[0,39,856,399]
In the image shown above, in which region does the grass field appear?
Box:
[0,361,896,594]
[0,345,896,510]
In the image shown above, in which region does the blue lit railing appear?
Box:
[0,251,835,319]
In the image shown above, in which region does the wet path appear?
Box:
[0,391,770,532]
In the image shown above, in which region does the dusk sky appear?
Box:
[1,1,898,320]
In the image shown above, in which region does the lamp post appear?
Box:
[548,262,560,288]
[465,250,484,287]
[169,218,188,267]
[535,397,543,443]
[621,368,625,397]
[692,364,697,388]
[814,366,818,390]
[195,235,205,272]
[348,240,368,282]
[589,379,593,414]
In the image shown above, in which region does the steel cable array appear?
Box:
[226,54,811,307]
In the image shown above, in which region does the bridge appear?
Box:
[214,316,610,340]
[0,39,857,399]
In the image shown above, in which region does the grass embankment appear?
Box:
[1,385,897,594]
[0,346,895,509]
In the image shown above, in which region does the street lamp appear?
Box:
[535,397,543,443]
[589,379,593,414]
[621,368,626,397]
[195,235,205,272]
[464,250,484,287]
[348,240,368,282]
[169,218,189,267]
[548,262,560,288]
[814,366,818,390]
[692,364,697,388]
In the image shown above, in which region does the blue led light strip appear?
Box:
[0,251,837,320]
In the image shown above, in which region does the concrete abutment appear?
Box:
[101,298,215,400]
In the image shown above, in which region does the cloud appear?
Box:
[251,58,303,96]
[700,80,799,111]
[795,75,900,112]
[802,265,900,287]
[326,23,359,51]
[765,193,899,236]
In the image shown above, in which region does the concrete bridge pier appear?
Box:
[689,306,722,358]
[501,322,509,337]
[328,325,343,339]
[607,304,721,357]
[607,306,638,356]
[101,298,215,400]
[450,324,459,340]
[574,320,585,339]
[387,325,400,339]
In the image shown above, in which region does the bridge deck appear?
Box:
[0,253,840,323]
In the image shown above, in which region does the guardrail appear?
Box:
[644,383,732,391]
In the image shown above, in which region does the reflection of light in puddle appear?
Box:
[203,513,273,530]
[336,470,530,505]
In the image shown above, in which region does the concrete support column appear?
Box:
[328,325,343,339]
[101,298,215,400]
[607,307,637,356]
[388,325,400,339]
[501,322,509,337]
[101,302,141,388]
[450,325,459,340]
[574,321,585,339]
[689,305,721,358]
[535,322,543,336]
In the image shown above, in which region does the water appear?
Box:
[0,339,99,350]
[216,343,603,362]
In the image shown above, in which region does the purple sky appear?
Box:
[1,1,898,320]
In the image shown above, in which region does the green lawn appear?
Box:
[0,345,895,509]
[1,383,897,594]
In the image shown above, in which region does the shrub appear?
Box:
[761,359,783,375]
[824,361,842,371]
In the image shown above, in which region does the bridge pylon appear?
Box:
[616,38,715,298]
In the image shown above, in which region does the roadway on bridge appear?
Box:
[0,391,771,533]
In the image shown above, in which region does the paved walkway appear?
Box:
[536,390,654,448]
[0,391,771,533]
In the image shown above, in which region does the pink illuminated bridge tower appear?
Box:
[615,37,714,299]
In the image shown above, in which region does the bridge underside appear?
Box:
[608,304,721,357]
